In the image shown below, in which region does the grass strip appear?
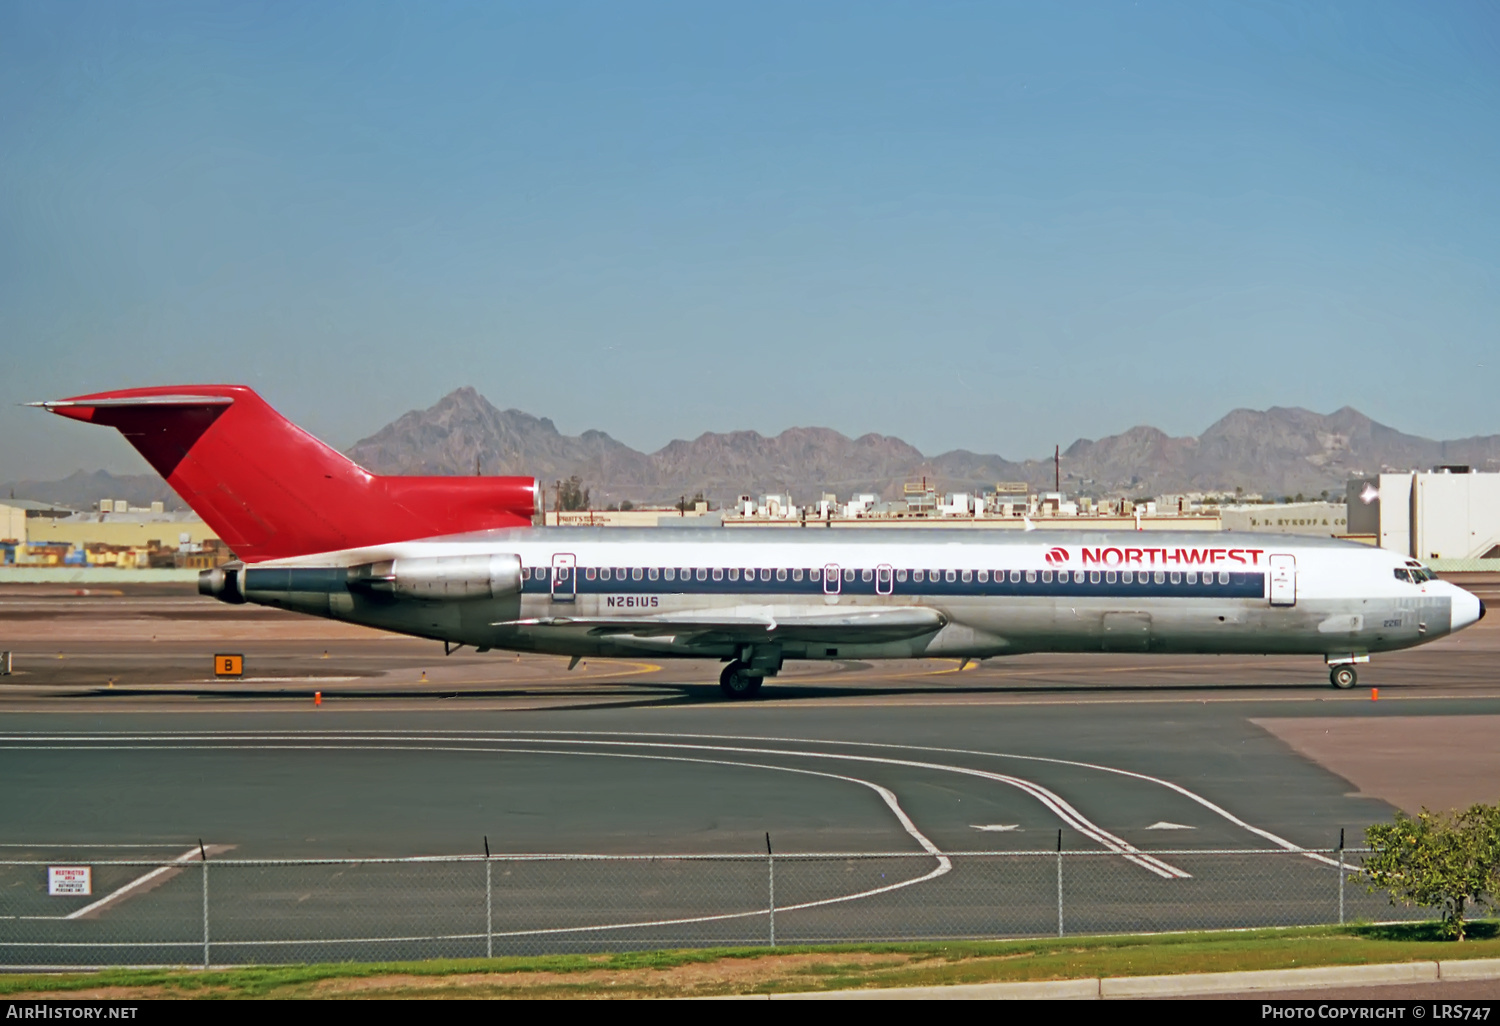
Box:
[3,921,1498,1000]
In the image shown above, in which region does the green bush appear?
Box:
[1363,804,1500,940]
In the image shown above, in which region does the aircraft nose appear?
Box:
[1451,588,1484,632]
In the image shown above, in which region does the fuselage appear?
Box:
[214,528,1484,668]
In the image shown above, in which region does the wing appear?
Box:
[495,606,946,646]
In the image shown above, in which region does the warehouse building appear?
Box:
[1346,468,1500,564]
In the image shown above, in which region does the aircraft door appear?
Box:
[876,564,894,596]
[551,553,577,603]
[1268,554,1296,607]
[823,564,841,595]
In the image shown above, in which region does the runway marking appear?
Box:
[62,728,1330,865]
[1145,822,1195,830]
[63,846,208,921]
[458,730,1338,866]
[0,732,1189,878]
[0,743,951,937]
[970,824,1022,832]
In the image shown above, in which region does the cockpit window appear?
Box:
[1394,568,1413,583]
[1395,566,1436,584]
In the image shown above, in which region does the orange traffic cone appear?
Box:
[1371,688,1378,701]
[314,690,322,707]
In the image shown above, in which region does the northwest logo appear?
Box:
[1044,547,1070,565]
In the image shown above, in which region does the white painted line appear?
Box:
[430,729,1333,868]
[0,732,1191,878]
[970,824,1022,832]
[1144,822,1195,830]
[64,846,204,920]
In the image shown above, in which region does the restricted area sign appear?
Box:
[48,866,91,896]
[215,653,244,677]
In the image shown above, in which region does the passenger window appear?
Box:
[793,568,804,582]
[861,569,873,583]
[632,567,643,581]
[586,567,597,581]
[615,567,626,580]
[557,568,570,581]
[1169,572,1181,584]
[945,570,957,583]
[1042,570,1052,583]
[664,568,675,581]
[1090,571,1100,584]
[712,567,724,581]
[599,568,611,581]
[1154,571,1165,584]
[961,570,972,583]
[695,568,707,581]
[844,568,855,582]
[913,569,925,583]
[728,568,739,581]
[776,568,787,582]
[1105,571,1116,584]
[1074,571,1085,583]
[1186,571,1197,584]
[896,569,907,582]
[809,568,820,582]
[1009,570,1020,583]
[1218,572,1229,584]
[648,567,659,581]
[762,569,772,582]
[977,570,988,583]
[1026,570,1036,583]
[1121,570,1132,584]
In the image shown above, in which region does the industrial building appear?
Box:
[1347,468,1500,564]
[1218,502,1348,537]
[0,498,224,568]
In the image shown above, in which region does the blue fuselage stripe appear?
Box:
[521,570,1265,600]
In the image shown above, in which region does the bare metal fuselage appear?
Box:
[213,528,1483,670]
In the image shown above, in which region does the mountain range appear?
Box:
[10,389,1500,511]
[342,388,1500,506]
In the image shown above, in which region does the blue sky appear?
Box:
[3,1,1497,479]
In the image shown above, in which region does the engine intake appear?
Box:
[349,553,523,601]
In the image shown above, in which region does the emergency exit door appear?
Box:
[1268,554,1296,607]
[551,553,576,602]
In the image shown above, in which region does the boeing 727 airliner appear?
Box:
[37,386,1485,698]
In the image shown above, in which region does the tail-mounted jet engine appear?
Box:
[348,553,523,601]
[199,553,524,605]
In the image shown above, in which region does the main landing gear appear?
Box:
[719,661,763,700]
[1329,665,1358,690]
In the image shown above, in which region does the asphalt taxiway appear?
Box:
[2,584,1498,964]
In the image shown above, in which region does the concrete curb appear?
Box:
[758,957,1500,1000]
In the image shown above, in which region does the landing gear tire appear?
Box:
[719,662,762,700]
[1330,665,1358,690]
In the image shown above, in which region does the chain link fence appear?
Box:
[0,847,1427,968]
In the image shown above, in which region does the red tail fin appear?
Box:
[39,386,537,562]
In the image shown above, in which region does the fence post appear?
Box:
[1337,828,1345,927]
[766,832,775,947]
[199,839,209,970]
[484,836,493,959]
[1056,829,1064,938]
